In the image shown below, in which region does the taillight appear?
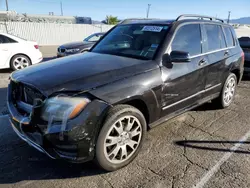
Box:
[34,45,39,49]
[241,51,245,64]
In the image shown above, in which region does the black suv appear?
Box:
[238,37,250,74]
[8,15,244,171]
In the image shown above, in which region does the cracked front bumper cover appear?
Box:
[8,83,111,163]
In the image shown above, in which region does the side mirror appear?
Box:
[170,51,191,63]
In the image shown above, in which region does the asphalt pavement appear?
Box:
[1,47,250,187]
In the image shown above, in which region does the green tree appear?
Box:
[106,15,119,25]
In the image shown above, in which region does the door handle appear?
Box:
[198,59,207,66]
[2,48,8,51]
[224,50,229,56]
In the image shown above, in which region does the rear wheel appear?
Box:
[95,105,147,171]
[10,55,31,71]
[215,73,237,108]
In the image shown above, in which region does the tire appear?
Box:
[216,73,237,108]
[95,105,147,171]
[10,54,31,71]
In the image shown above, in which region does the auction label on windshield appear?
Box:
[142,26,163,32]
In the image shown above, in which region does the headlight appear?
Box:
[41,96,90,122]
[65,48,80,53]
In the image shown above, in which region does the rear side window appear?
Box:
[203,24,226,52]
[0,35,17,44]
[223,27,235,47]
[171,24,202,56]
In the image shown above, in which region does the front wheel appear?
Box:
[216,73,237,108]
[95,105,147,171]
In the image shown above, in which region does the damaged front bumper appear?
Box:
[8,84,110,163]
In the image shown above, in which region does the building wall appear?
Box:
[0,22,113,45]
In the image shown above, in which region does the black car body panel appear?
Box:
[11,52,159,96]
[8,16,244,163]
[239,37,250,73]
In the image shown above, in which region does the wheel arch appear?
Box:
[10,53,32,67]
[230,68,241,84]
[122,98,150,125]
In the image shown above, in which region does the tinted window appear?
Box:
[0,35,17,44]
[219,26,227,49]
[171,24,201,56]
[204,24,225,52]
[223,27,234,47]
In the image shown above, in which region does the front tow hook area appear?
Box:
[10,119,56,160]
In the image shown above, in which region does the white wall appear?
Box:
[0,22,114,45]
[0,22,249,45]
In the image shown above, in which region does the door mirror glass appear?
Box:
[170,51,191,63]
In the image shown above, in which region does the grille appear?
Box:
[11,81,45,105]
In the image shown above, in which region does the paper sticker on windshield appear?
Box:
[142,26,163,32]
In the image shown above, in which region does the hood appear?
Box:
[59,41,93,49]
[11,52,158,96]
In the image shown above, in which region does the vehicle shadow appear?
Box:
[0,99,106,184]
[43,56,57,62]
[242,74,250,81]
[0,68,12,74]
[193,101,219,111]
[0,138,106,184]
[174,140,250,154]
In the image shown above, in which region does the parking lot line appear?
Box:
[193,127,250,188]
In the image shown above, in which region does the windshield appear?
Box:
[84,33,103,42]
[92,24,169,60]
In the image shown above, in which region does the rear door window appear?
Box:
[203,24,225,52]
[223,26,235,47]
[171,24,202,56]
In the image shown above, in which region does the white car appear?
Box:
[0,33,43,70]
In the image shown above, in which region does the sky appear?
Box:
[0,0,249,21]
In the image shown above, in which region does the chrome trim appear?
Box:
[162,83,221,110]
[190,46,235,59]
[165,22,236,60]
[204,83,221,91]
[10,121,56,159]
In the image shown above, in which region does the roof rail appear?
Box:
[119,18,158,24]
[176,14,224,23]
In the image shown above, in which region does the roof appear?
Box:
[119,14,227,26]
[119,19,175,25]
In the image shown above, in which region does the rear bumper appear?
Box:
[31,51,43,64]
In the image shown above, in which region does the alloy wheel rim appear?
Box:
[13,57,29,70]
[104,115,142,164]
[223,77,236,105]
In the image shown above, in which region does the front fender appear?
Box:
[89,69,162,123]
